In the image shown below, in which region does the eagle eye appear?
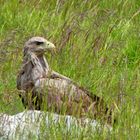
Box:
[35,41,44,45]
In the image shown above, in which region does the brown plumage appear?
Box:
[17,37,113,123]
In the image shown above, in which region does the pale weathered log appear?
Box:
[0,111,112,140]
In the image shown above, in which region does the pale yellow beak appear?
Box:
[45,41,55,49]
[44,40,56,54]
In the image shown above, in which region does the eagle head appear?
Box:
[24,37,55,56]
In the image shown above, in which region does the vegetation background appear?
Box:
[0,0,140,139]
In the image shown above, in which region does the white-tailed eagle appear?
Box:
[17,37,113,123]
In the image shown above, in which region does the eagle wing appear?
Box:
[34,71,110,119]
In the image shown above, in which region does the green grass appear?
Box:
[0,0,140,139]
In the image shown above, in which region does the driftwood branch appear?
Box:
[0,110,112,140]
